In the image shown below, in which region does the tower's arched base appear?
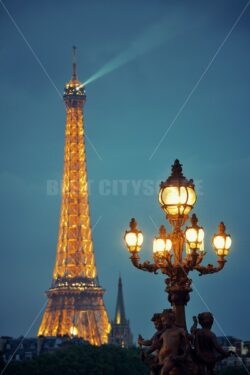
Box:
[38,279,110,346]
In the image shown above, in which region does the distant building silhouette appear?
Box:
[0,336,88,362]
[216,336,250,370]
[109,277,133,348]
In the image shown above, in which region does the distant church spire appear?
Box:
[109,276,133,348]
[114,276,126,324]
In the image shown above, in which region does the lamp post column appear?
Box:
[166,226,191,329]
[167,281,192,330]
[165,266,192,330]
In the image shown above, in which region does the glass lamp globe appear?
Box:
[213,222,232,256]
[124,218,143,253]
[153,225,172,258]
[159,160,196,222]
[185,214,204,252]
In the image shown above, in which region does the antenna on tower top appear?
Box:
[72,46,77,80]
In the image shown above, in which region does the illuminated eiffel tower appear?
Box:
[38,48,110,345]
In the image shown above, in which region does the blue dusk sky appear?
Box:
[0,0,250,341]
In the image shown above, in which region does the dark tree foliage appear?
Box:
[216,367,249,375]
[4,344,149,375]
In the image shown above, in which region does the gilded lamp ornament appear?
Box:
[124,159,232,329]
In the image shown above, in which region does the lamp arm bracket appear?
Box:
[195,258,226,276]
[166,254,173,269]
[196,252,206,265]
[160,265,173,277]
[130,254,159,274]
[183,253,199,270]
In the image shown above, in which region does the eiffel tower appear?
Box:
[38,48,110,345]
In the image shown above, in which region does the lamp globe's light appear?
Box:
[185,214,204,252]
[225,236,232,250]
[153,225,172,258]
[153,238,165,253]
[159,160,196,223]
[165,239,172,252]
[124,218,143,253]
[186,228,198,243]
[213,222,231,257]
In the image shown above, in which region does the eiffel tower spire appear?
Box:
[38,50,110,345]
[72,46,77,80]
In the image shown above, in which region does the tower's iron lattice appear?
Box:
[38,49,110,345]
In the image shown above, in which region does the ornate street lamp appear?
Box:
[213,222,232,257]
[124,159,232,329]
[185,214,204,253]
[158,160,196,227]
[153,225,172,260]
[124,218,144,253]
